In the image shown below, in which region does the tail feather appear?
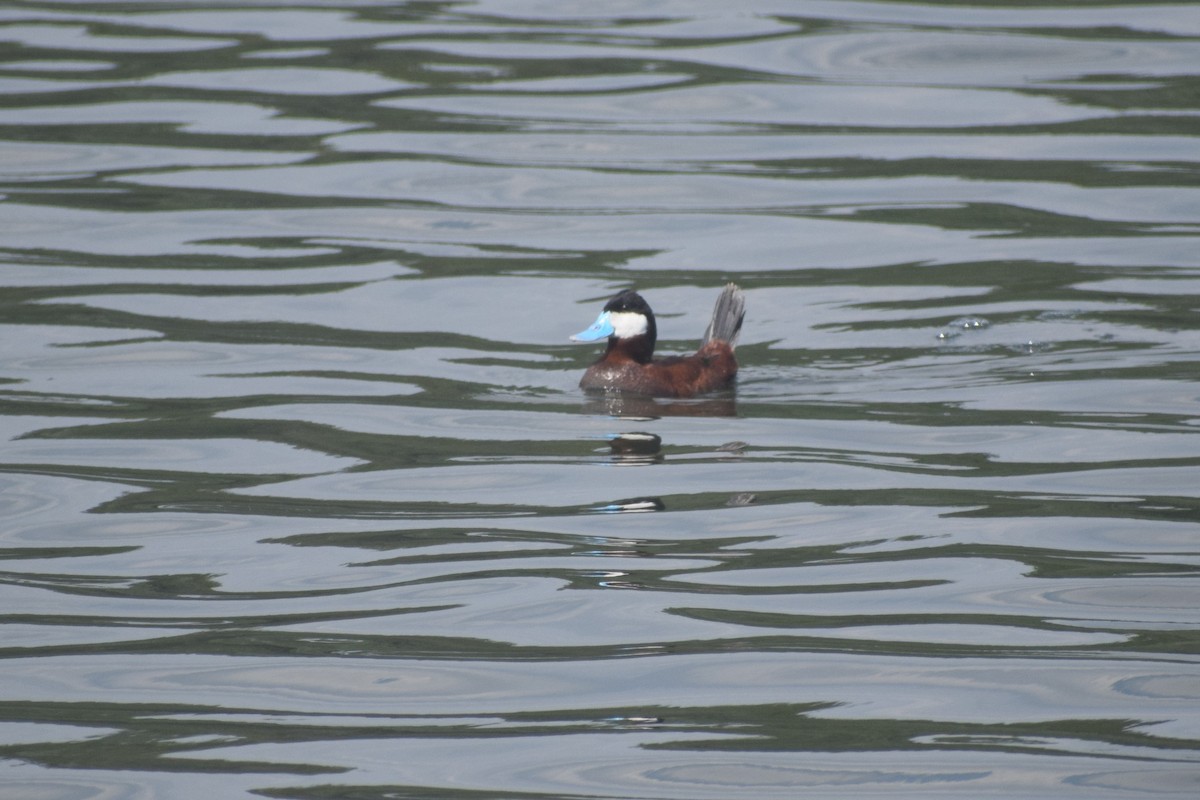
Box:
[702,283,745,348]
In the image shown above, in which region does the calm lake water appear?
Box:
[2,1,1200,798]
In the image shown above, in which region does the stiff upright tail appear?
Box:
[702,283,745,348]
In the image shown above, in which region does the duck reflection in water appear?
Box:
[581,392,737,418]
[571,284,745,416]
[573,285,747,512]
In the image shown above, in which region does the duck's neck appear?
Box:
[607,334,655,364]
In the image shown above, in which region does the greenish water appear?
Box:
[2,2,1199,798]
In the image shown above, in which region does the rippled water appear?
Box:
[2,1,1200,798]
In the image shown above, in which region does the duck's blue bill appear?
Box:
[570,311,615,342]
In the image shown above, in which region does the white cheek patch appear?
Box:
[608,311,649,338]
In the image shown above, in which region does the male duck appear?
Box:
[570,284,745,397]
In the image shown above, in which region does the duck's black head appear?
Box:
[570,288,658,362]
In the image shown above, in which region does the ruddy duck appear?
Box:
[570,284,745,397]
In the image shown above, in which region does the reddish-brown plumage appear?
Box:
[580,340,738,397]
[572,285,745,398]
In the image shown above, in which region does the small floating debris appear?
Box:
[593,497,665,513]
[726,492,757,507]
[602,716,663,726]
[716,440,747,453]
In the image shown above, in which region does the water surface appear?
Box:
[2,1,1199,798]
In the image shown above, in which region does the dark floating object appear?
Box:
[606,431,663,457]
